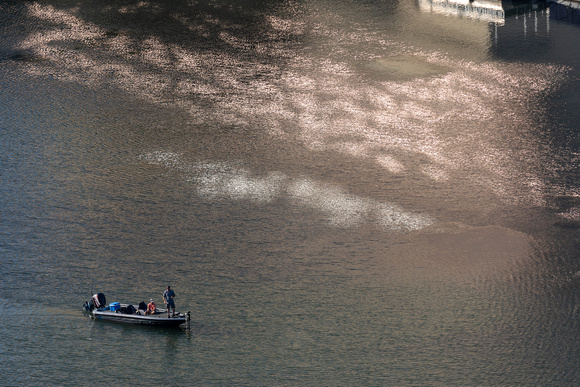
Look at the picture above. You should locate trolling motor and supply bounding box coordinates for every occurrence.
[83,301,91,312]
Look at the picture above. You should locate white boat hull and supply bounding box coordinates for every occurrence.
[89,303,189,327]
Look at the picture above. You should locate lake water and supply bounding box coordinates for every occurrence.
[1,0,580,384]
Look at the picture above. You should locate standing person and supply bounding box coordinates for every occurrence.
[163,286,176,317]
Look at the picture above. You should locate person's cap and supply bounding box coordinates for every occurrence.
[150,299,154,302]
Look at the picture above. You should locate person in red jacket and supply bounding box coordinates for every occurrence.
[146,299,157,315]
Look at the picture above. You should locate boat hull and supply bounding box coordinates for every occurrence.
[89,304,189,327]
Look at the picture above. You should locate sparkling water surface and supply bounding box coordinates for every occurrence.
[1,0,580,384]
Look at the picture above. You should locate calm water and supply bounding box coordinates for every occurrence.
[1,0,580,384]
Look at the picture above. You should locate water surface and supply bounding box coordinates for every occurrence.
[1,0,580,384]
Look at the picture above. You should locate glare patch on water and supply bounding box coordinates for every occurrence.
[267,15,307,35]
[286,178,432,230]
[116,1,162,15]
[194,163,287,203]
[141,37,173,67]
[421,165,449,181]
[287,178,373,227]
[558,207,580,221]
[376,155,405,174]
[140,151,433,232]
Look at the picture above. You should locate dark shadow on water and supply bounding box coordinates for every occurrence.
[31,0,298,49]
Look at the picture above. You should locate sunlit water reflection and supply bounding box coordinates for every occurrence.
[140,151,434,230]
[2,0,580,384]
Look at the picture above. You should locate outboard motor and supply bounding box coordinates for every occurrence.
[92,293,107,309]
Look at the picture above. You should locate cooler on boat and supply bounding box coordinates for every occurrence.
[109,302,120,311]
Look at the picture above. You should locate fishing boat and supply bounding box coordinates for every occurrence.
[83,293,190,328]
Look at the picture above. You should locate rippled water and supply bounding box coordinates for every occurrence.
[1,0,580,384]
